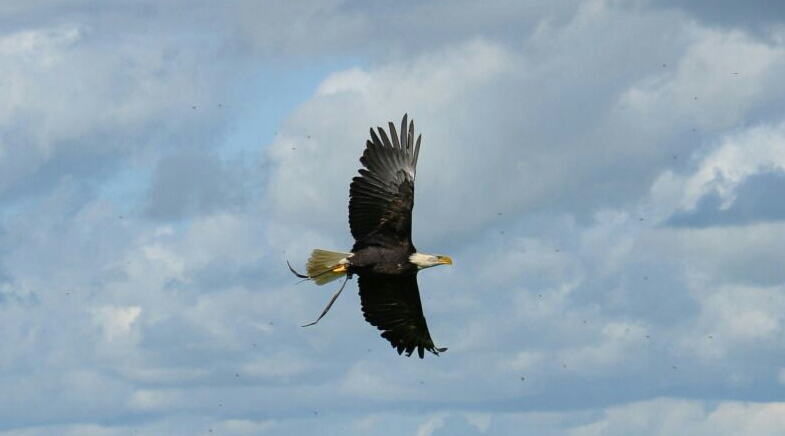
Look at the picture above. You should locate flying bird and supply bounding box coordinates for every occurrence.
[288,114,452,358]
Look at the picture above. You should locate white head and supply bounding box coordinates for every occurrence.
[409,253,453,269]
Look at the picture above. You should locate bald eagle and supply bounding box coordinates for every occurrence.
[288,114,452,358]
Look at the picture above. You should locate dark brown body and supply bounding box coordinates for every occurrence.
[348,244,418,277]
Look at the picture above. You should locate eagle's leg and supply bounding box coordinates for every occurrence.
[286,260,309,279]
[301,274,351,327]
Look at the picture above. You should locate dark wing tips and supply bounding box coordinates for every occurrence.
[405,344,446,358]
[360,114,419,174]
[364,129,395,176]
[405,116,420,174]
[380,326,446,359]
[387,343,446,359]
[368,127,384,152]
[375,126,395,170]
[413,134,421,170]
[376,126,394,150]
[388,121,401,150]
[425,345,447,357]
[400,114,408,151]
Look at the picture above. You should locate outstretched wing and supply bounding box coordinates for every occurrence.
[349,114,421,246]
[358,274,446,358]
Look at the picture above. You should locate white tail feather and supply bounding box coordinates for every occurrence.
[306,249,351,285]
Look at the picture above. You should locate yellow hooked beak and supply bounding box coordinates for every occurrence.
[437,255,453,265]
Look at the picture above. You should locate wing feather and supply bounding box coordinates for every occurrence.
[358,274,446,358]
[413,133,421,169]
[400,114,408,152]
[389,121,401,151]
[349,114,421,245]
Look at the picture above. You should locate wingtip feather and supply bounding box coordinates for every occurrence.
[388,121,400,150]
[400,114,408,149]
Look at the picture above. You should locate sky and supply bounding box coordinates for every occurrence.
[1,0,785,434]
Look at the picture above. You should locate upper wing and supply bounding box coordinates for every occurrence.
[358,274,446,358]
[349,114,421,246]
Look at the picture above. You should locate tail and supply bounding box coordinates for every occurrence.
[301,249,352,286]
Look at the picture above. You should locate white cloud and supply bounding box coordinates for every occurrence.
[241,354,312,379]
[128,388,179,412]
[217,419,276,435]
[316,68,371,96]
[641,222,785,286]
[618,26,785,133]
[0,17,241,201]
[681,122,785,210]
[672,280,785,361]
[500,350,545,372]
[91,305,142,342]
[569,398,785,436]
[416,415,446,436]
[115,366,210,384]
[559,322,650,374]
[337,361,421,401]
[465,413,492,433]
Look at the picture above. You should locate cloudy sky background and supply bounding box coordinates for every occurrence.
[2,0,785,434]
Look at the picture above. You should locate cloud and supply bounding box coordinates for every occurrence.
[0,18,242,205]
[667,170,785,227]
[569,398,785,436]
[91,305,142,342]
[3,399,785,435]
[231,0,585,57]
[653,0,785,31]
[678,122,785,212]
[144,151,248,221]
[649,121,785,254]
